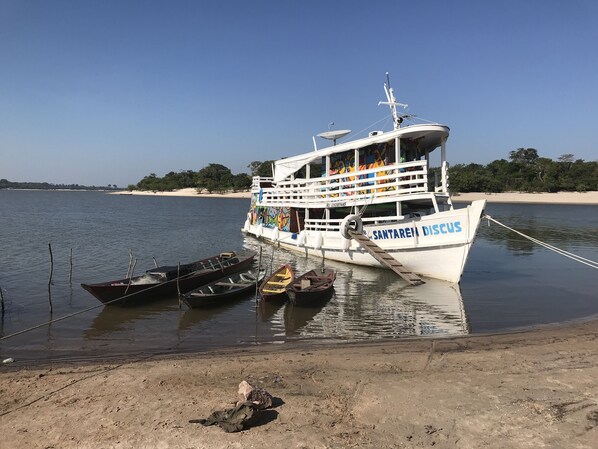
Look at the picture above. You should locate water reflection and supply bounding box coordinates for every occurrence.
[179,298,255,331]
[477,203,598,255]
[257,300,285,322]
[244,237,469,340]
[283,292,334,336]
[85,299,179,338]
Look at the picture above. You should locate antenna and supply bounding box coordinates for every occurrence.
[317,120,350,146]
[317,129,351,145]
[378,72,408,129]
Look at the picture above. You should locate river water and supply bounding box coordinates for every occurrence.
[0,190,596,362]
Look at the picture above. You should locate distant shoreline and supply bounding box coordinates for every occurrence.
[2,188,118,192]
[451,191,598,205]
[111,188,598,205]
[109,187,252,198]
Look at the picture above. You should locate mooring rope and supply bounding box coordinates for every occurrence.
[358,191,377,218]
[483,215,598,270]
[0,297,116,342]
[0,255,247,342]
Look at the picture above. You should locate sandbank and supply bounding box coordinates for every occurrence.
[113,188,598,204]
[2,319,597,448]
[452,191,598,205]
[111,188,251,199]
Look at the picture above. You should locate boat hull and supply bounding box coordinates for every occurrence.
[243,200,486,284]
[183,283,256,308]
[182,268,265,308]
[287,268,336,307]
[259,264,294,302]
[81,252,256,306]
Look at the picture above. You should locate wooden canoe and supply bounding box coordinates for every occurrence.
[81,251,256,306]
[286,268,336,307]
[182,268,266,308]
[259,264,295,302]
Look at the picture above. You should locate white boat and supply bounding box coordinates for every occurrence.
[242,76,486,284]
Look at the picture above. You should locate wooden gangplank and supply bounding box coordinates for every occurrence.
[348,230,424,286]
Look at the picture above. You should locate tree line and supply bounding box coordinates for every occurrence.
[128,149,596,194]
[446,149,597,193]
[0,179,119,191]
[128,161,274,193]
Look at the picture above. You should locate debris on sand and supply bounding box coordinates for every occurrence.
[237,380,273,409]
[189,380,275,432]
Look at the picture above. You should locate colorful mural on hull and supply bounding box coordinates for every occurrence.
[249,197,291,231]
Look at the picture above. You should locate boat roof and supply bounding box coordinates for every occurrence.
[274,124,449,182]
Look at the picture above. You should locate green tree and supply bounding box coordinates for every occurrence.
[509,148,539,166]
[231,173,252,192]
[557,153,575,164]
[137,173,161,191]
[449,163,502,193]
[248,160,274,177]
[196,163,233,193]
[248,161,262,176]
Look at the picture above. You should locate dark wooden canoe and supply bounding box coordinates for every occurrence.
[182,268,266,308]
[286,268,336,307]
[259,264,294,302]
[81,251,256,306]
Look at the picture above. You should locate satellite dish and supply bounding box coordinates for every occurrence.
[317,129,351,145]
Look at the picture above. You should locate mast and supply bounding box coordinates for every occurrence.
[379,72,408,130]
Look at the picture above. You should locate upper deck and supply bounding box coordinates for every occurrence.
[253,123,451,210]
[273,124,449,182]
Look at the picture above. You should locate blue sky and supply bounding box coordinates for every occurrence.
[1,0,597,187]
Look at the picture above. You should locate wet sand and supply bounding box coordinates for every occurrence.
[2,319,597,448]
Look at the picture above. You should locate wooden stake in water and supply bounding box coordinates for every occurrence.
[48,242,54,313]
[69,248,73,284]
[123,258,137,297]
[0,284,5,315]
[255,246,262,301]
[177,262,182,309]
[126,248,133,278]
[270,246,275,274]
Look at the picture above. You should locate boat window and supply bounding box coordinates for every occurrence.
[401,138,425,162]
[329,207,353,220]
[329,150,355,177]
[293,165,307,179]
[401,204,436,216]
[359,204,398,220]
[358,141,394,171]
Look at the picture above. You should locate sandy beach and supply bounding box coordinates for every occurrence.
[2,319,597,448]
[114,188,598,204]
[111,188,252,199]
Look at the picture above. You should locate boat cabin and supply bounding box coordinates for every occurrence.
[249,123,453,235]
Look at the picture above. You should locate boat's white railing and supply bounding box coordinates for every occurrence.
[304,218,343,232]
[304,215,408,232]
[435,161,449,193]
[254,160,428,207]
[251,177,274,190]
